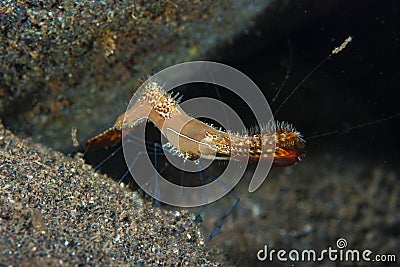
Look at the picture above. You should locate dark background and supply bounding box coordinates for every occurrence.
[209,0,399,166]
[198,1,400,265]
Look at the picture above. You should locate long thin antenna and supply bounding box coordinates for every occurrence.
[306,112,400,140]
[271,38,293,105]
[273,36,353,117]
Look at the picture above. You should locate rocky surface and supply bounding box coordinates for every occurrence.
[0,122,228,266]
[1,0,272,152]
